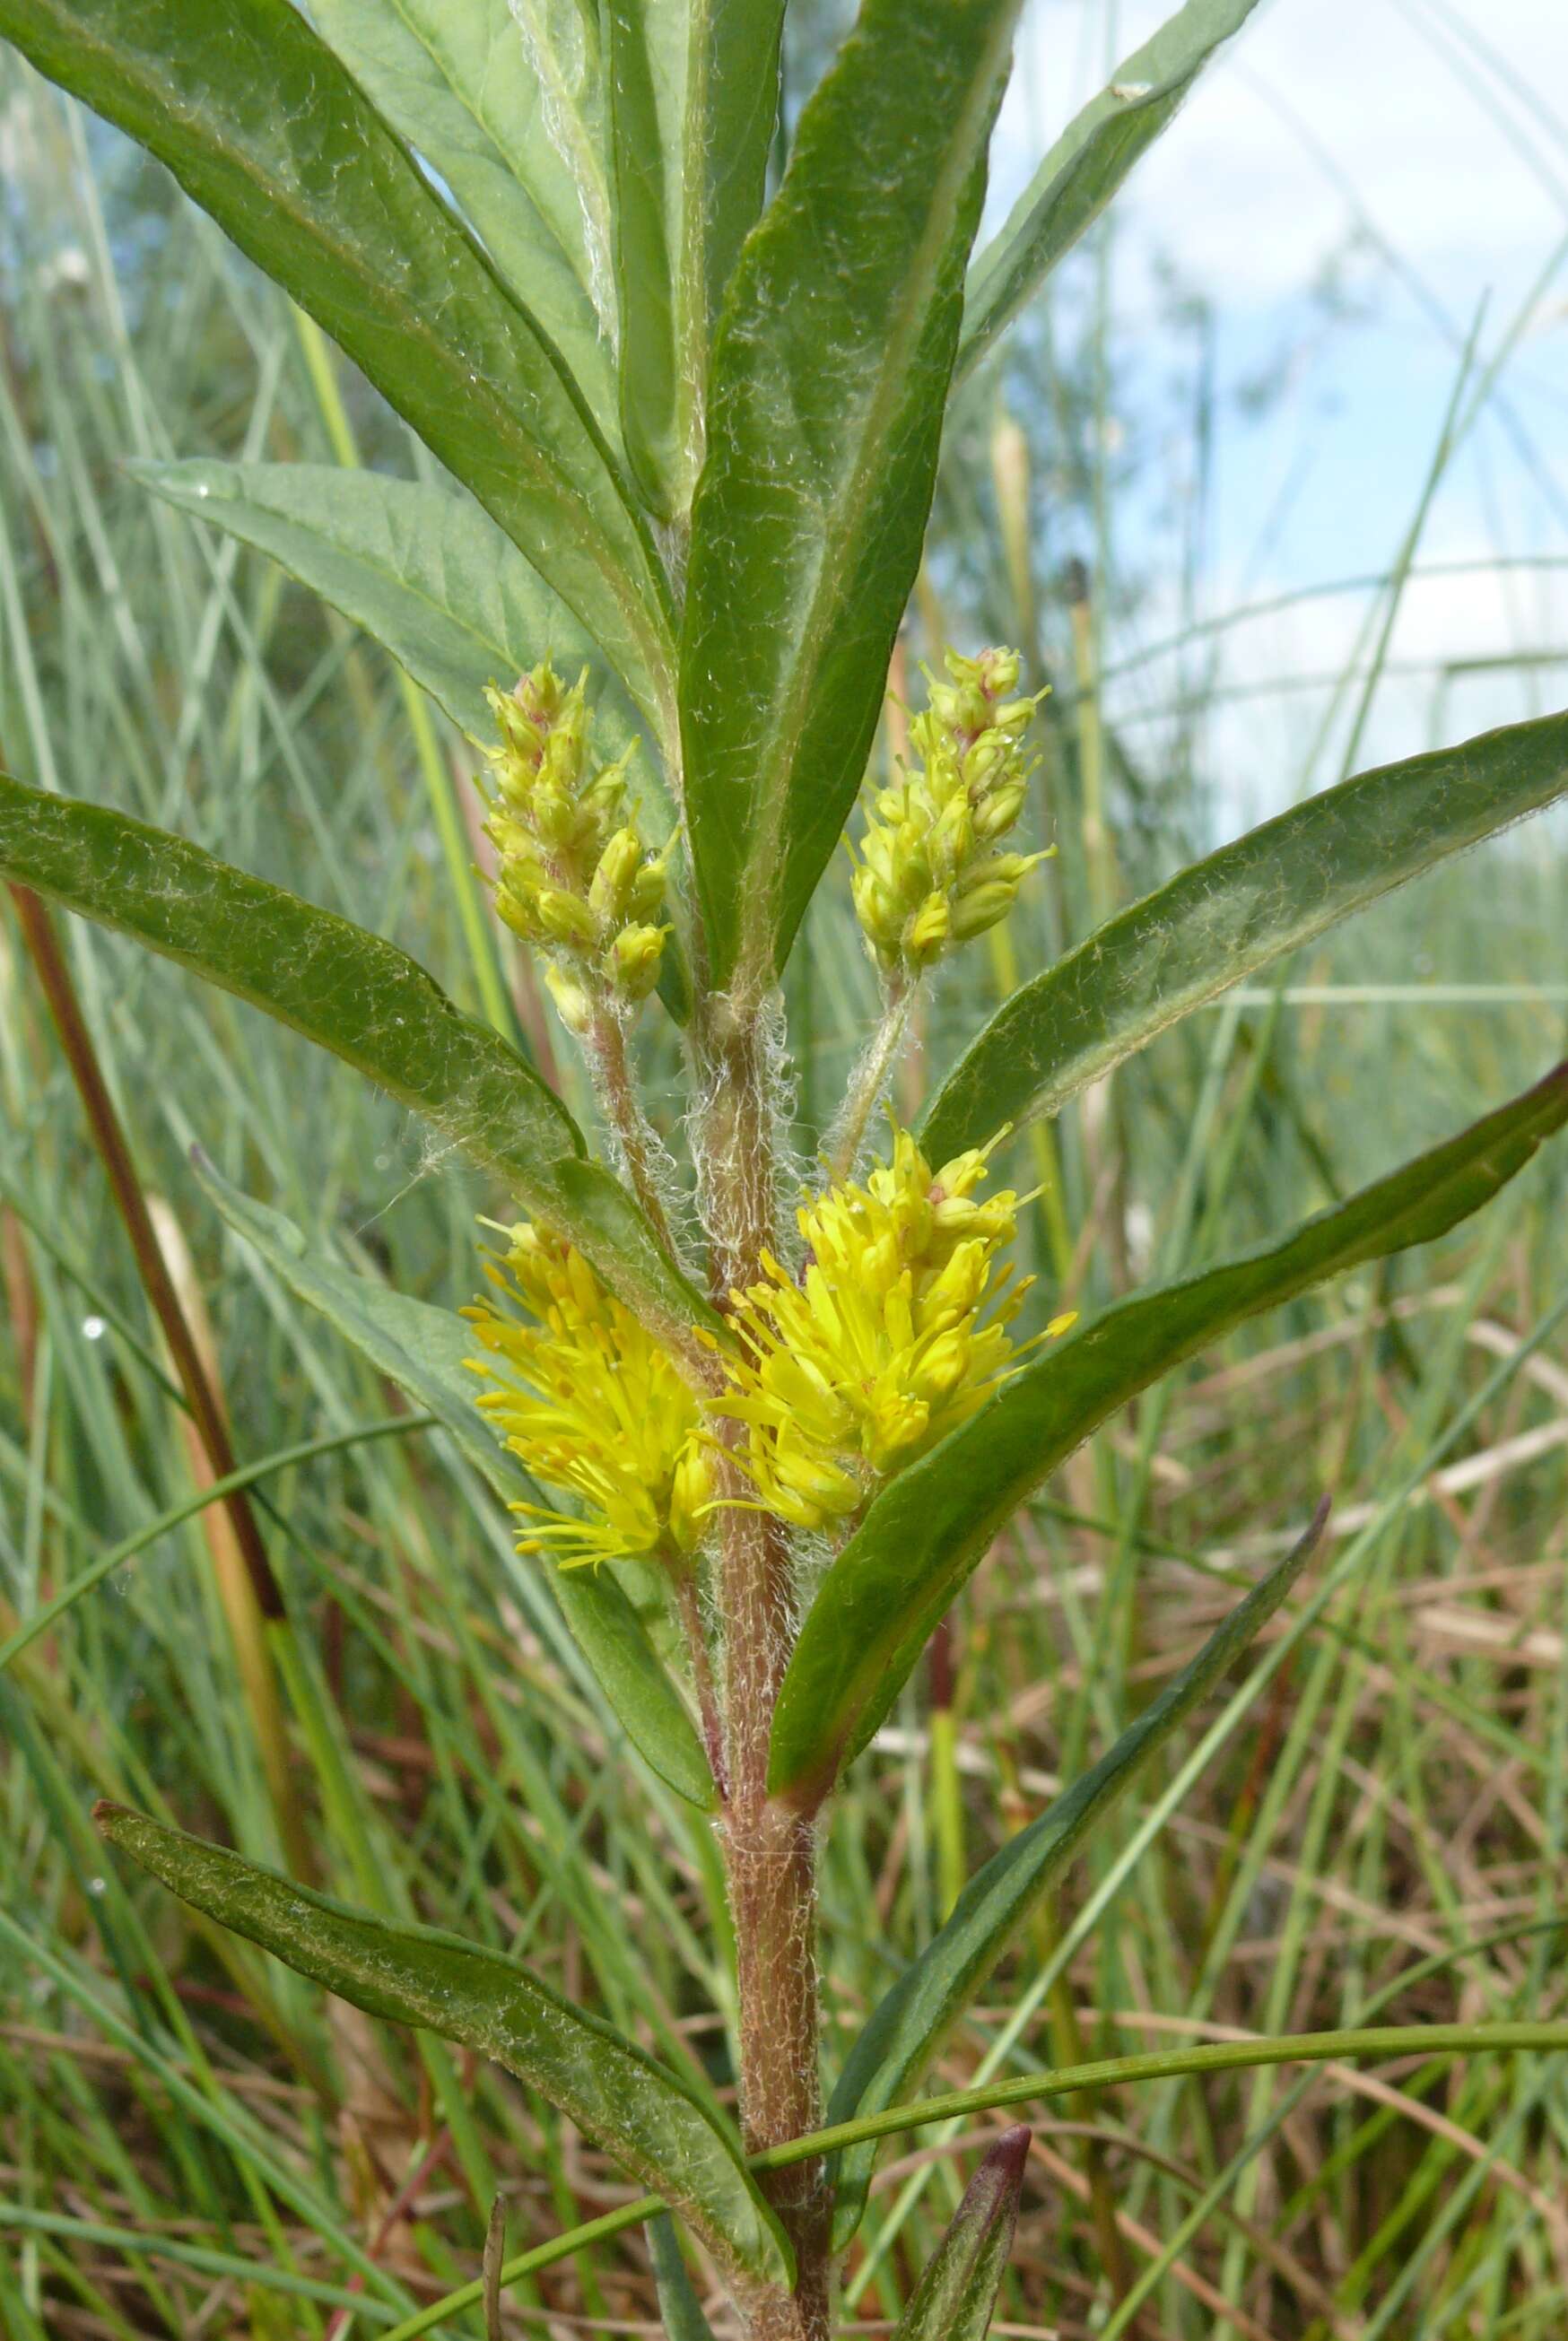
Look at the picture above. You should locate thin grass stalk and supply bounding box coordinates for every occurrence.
[3,879,319,1883]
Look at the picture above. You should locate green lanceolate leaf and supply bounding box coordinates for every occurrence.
[0,0,674,720]
[307,0,619,440]
[95,1806,792,2293]
[826,1507,1327,2246]
[192,1160,715,1810]
[681,0,1022,996]
[0,777,713,1351]
[128,459,686,997]
[888,2127,1031,2341]
[920,709,1568,1166]
[130,463,650,766]
[959,0,1260,379]
[771,1065,1568,1803]
[648,2212,719,2341]
[604,0,786,518]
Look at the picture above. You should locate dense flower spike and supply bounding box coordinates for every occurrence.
[467,1127,1074,1564]
[477,659,671,1018]
[718,1126,1076,1533]
[850,647,1050,978]
[465,1224,711,1569]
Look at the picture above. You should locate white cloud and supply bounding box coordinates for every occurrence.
[988,0,1568,814]
[993,0,1568,315]
[1108,527,1568,822]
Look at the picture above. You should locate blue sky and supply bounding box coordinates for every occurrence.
[989,0,1568,813]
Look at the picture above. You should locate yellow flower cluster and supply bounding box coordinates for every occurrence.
[851,647,1050,978]
[465,1130,1074,1569]
[718,1127,1076,1532]
[464,1223,710,1570]
[478,659,670,1026]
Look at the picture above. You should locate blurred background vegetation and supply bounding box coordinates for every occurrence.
[3,3,1567,2335]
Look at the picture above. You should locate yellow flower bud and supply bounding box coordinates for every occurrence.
[960,729,1011,790]
[928,1144,988,1198]
[668,1437,713,1556]
[960,851,1037,895]
[589,824,645,921]
[544,962,593,1033]
[477,662,667,1023]
[904,890,950,962]
[976,646,1021,697]
[931,1193,1016,1249]
[910,1328,971,1402]
[606,922,667,1001]
[524,781,579,851]
[859,1227,904,1296]
[581,755,632,827]
[493,891,545,945]
[927,675,989,737]
[928,792,973,883]
[864,1388,931,1464]
[533,887,599,949]
[925,1239,989,1316]
[850,866,902,957]
[628,847,669,923]
[849,646,1050,977]
[973,778,1028,840]
[768,1436,865,1528]
[948,878,1018,942]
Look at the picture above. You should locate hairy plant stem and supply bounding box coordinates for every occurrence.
[826,970,915,1183]
[581,996,678,1258]
[694,996,831,2341]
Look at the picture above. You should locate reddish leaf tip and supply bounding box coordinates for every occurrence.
[986,2124,1032,2180]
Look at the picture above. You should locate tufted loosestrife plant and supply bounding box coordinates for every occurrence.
[3,1,1568,2335]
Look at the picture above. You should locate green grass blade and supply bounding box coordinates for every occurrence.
[680,0,1021,995]
[0,774,713,1349]
[0,1415,422,1677]
[307,0,620,441]
[0,0,675,714]
[192,1157,716,1810]
[773,2024,1568,2170]
[826,1505,1328,2247]
[130,461,650,758]
[94,1804,792,2293]
[889,2126,1030,2341]
[770,1063,1568,1802]
[648,2210,719,2340]
[958,0,1261,380]
[919,709,1568,1165]
[604,0,785,518]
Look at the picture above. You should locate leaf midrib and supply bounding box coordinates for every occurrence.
[507,0,616,341]
[731,2,1017,993]
[65,0,671,681]
[676,0,712,495]
[375,0,603,315]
